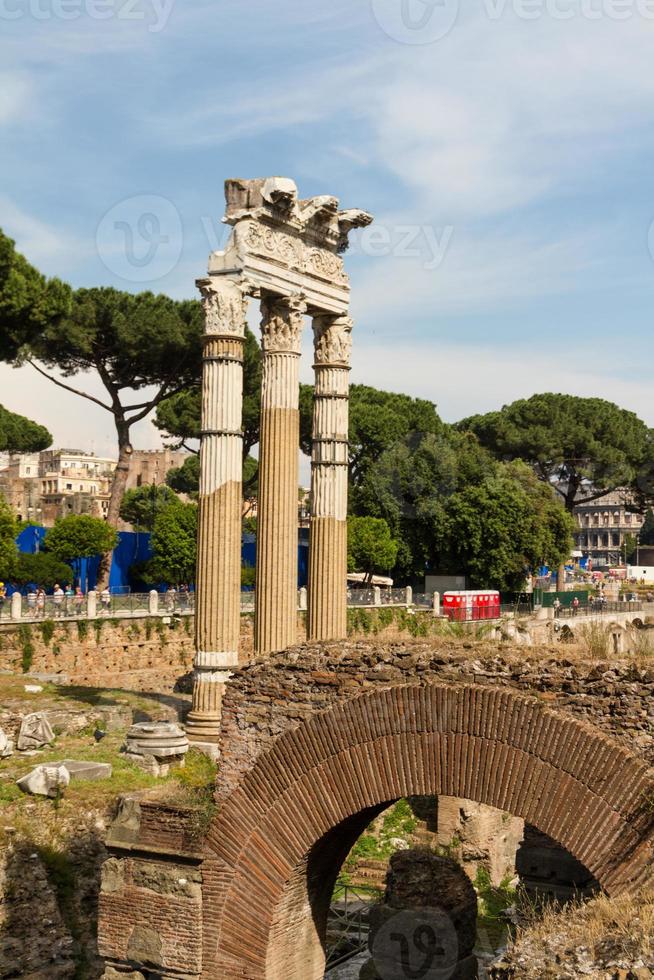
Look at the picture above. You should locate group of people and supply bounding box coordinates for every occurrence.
[165,584,191,612]
[26,584,86,618]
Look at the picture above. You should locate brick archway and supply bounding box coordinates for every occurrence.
[202,683,654,979]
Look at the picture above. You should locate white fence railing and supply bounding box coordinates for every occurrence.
[1,586,424,624]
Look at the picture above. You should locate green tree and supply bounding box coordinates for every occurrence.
[13,552,73,588]
[347,516,399,581]
[299,384,442,489]
[0,496,18,581]
[45,514,118,563]
[119,484,179,531]
[0,229,70,360]
[17,287,202,586]
[640,509,654,547]
[458,394,650,513]
[624,533,638,564]
[148,501,197,584]
[0,404,51,453]
[166,454,201,496]
[353,429,496,579]
[439,465,573,591]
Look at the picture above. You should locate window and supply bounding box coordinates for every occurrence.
[25,467,31,475]
[612,533,620,546]
[66,483,72,490]
[625,513,632,524]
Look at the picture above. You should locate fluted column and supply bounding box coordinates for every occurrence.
[308,315,352,641]
[254,294,305,655]
[186,277,249,746]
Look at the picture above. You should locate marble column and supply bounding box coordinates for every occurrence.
[186,277,248,746]
[307,315,352,641]
[254,294,305,655]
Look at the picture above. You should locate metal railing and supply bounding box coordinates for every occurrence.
[2,588,649,626]
[325,881,380,970]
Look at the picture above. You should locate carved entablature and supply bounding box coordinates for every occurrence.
[313,315,353,367]
[260,295,307,355]
[207,177,373,316]
[197,278,249,338]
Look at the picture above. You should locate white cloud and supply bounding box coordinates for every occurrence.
[0,72,33,126]
[368,15,654,218]
[0,196,88,271]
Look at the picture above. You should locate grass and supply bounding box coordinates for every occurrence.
[578,621,612,658]
[504,888,654,973]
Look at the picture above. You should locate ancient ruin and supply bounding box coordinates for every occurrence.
[185,177,372,747]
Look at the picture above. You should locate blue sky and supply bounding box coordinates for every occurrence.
[1,0,654,457]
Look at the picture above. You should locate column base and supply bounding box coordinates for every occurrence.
[184,738,220,761]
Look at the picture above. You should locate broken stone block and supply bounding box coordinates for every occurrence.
[0,727,13,758]
[16,712,54,751]
[123,721,188,776]
[124,753,172,777]
[17,763,70,798]
[61,760,112,781]
[363,850,478,980]
[124,721,189,759]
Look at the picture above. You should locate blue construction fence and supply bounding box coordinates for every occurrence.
[10,525,309,594]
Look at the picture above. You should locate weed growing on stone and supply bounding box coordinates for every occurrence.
[17,624,34,673]
[39,620,56,646]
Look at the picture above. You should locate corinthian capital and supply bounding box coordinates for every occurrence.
[197,277,250,338]
[313,314,353,367]
[260,294,307,354]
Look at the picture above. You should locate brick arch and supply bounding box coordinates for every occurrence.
[201,683,654,980]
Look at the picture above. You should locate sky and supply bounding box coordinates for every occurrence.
[1,0,654,460]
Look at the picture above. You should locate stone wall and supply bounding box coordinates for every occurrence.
[0,617,196,691]
[98,639,654,979]
[217,639,654,803]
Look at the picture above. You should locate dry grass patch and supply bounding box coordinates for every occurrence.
[502,889,654,976]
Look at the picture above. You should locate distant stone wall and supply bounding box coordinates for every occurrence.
[0,617,196,691]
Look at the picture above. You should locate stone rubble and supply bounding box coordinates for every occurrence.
[17,762,70,797]
[16,711,55,751]
[123,720,189,776]
[0,727,13,757]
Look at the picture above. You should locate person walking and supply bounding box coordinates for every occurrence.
[53,583,64,618]
[100,587,111,614]
[0,583,6,619]
[36,588,46,618]
[571,596,580,617]
[74,586,85,615]
[553,597,561,618]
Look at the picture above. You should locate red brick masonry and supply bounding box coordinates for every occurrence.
[100,642,654,980]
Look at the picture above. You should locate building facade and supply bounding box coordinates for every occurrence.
[0,448,192,526]
[574,489,645,567]
[125,449,188,490]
